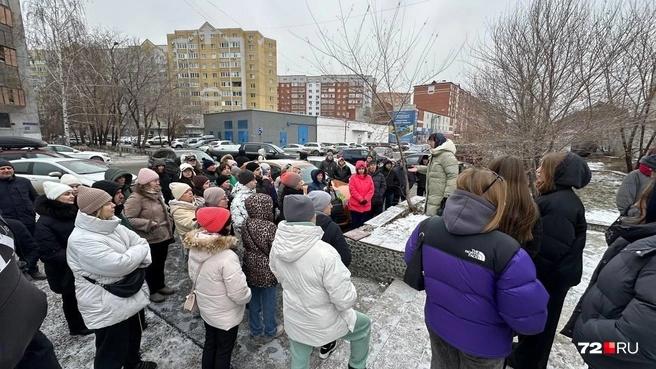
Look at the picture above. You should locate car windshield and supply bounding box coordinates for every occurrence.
[59,160,108,174]
[269,144,284,153]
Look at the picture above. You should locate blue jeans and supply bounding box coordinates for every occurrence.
[248,286,278,336]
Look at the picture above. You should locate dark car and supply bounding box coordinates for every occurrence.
[148,148,215,176]
[239,142,295,160]
[0,136,67,160]
[339,148,371,165]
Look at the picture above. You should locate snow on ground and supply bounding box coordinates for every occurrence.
[362,214,429,252]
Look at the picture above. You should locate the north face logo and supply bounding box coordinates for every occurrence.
[465,249,486,262]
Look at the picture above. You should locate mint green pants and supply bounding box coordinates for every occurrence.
[288,311,371,369]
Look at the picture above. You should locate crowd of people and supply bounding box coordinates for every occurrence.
[0,131,655,369]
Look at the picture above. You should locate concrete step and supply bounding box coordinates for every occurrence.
[319,279,429,369]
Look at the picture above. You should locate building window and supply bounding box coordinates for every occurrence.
[1,87,25,106]
[0,46,17,67]
[237,120,248,130]
[224,120,233,130]
[0,112,8,127]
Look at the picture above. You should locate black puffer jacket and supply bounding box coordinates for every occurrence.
[319,159,338,179]
[333,163,352,183]
[534,153,590,288]
[0,175,37,232]
[567,221,656,369]
[370,169,387,205]
[34,196,77,294]
[307,169,327,193]
[315,212,351,267]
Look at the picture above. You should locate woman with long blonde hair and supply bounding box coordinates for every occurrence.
[510,152,591,369]
[405,167,548,369]
[488,156,541,257]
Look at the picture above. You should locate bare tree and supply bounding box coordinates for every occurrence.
[25,0,87,145]
[595,2,656,172]
[302,0,456,211]
[467,0,626,183]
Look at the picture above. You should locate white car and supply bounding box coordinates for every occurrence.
[303,142,326,155]
[282,144,308,155]
[10,158,109,194]
[47,144,112,163]
[170,138,187,149]
[147,136,169,146]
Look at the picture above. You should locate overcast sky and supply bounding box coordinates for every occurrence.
[84,0,516,86]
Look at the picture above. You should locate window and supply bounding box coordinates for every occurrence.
[224,120,233,129]
[250,83,256,89]
[220,71,230,77]
[237,120,248,129]
[33,163,60,176]
[230,41,240,48]
[0,47,17,67]
[0,112,7,127]
[191,91,200,96]
[11,161,30,174]
[1,87,25,106]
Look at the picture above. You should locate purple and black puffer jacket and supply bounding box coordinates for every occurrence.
[405,189,549,359]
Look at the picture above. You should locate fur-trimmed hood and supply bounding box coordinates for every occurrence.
[184,228,238,253]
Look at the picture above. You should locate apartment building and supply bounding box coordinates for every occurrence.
[278,74,375,120]
[0,0,39,137]
[167,22,277,120]
[413,80,475,136]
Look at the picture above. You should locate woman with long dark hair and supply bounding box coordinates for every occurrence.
[488,156,542,257]
[405,167,548,368]
[510,152,590,369]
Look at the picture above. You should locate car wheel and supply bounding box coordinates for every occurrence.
[90,156,104,162]
[312,150,320,156]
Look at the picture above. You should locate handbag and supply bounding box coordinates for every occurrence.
[183,259,207,313]
[84,268,146,298]
[403,218,430,291]
[605,207,630,246]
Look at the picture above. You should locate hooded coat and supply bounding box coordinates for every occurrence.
[615,160,654,216]
[123,190,174,244]
[152,159,174,203]
[104,168,133,199]
[242,194,278,288]
[269,221,357,346]
[347,161,375,213]
[34,196,77,293]
[370,168,387,205]
[415,139,459,215]
[0,174,37,232]
[185,229,251,330]
[307,169,327,193]
[230,182,256,230]
[169,200,197,239]
[404,190,549,358]
[333,162,352,183]
[534,152,591,288]
[560,221,656,369]
[67,211,152,329]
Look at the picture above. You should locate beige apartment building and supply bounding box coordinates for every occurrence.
[167,22,277,121]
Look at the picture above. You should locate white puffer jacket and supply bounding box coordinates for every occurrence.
[270,221,357,346]
[67,211,151,329]
[230,183,255,230]
[169,199,197,239]
[185,229,251,330]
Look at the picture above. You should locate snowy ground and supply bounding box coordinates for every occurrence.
[32,161,618,368]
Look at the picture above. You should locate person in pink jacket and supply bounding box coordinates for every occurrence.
[348,160,375,229]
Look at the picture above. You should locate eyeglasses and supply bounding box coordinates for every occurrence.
[482,172,504,194]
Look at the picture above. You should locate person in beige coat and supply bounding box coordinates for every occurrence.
[185,207,251,369]
[124,168,175,303]
[168,182,198,241]
[414,133,459,216]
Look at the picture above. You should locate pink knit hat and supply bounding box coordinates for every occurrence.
[137,168,159,185]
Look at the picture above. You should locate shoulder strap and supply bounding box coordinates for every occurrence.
[191,259,208,291]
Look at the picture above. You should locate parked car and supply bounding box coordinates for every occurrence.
[147,136,169,146]
[148,148,215,176]
[10,158,108,194]
[303,142,326,156]
[46,144,112,163]
[338,148,371,165]
[184,137,208,149]
[239,142,295,161]
[320,143,338,153]
[207,140,241,158]
[373,146,394,161]
[170,137,188,149]
[0,136,67,160]
[282,144,308,156]
[333,142,349,151]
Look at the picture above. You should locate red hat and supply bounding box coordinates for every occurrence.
[196,207,231,233]
[281,171,302,188]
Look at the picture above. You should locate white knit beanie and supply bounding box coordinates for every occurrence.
[43,181,72,200]
[170,182,191,201]
[59,174,81,186]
